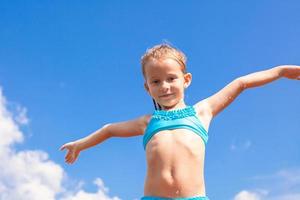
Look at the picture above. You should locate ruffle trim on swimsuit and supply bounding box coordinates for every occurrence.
[152,106,196,120]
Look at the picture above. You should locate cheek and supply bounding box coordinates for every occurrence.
[174,80,185,89]
[147,85,157,95]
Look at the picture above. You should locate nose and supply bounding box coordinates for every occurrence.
[160,81,170,92]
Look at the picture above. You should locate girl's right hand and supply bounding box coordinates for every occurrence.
[60,141,81,164]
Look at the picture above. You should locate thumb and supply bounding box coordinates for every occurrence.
[59,144,67,151]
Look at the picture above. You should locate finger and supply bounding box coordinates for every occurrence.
[65,158,69,164]
[66,160,72,165]
[65,153,73,161]
[60,145,66,151]
[68,154,78,164]
[66,156,73,164]
[69,157,75,164]
[66,152,76,163]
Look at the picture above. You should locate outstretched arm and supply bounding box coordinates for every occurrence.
[198,65,300,119]
[60,115,150,164]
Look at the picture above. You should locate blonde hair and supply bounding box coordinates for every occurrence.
[141,43,187,78]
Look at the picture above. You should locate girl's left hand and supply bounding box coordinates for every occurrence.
[279,65,300,80]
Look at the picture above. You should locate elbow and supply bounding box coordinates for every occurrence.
[102,123,112,138]
[235,77,247,91]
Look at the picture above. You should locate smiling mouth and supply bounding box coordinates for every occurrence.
[159,94,173,98]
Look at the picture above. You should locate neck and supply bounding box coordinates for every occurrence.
[161,101,187,111]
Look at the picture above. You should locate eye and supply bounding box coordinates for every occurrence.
[151,80,160,84]
[167,77,176,82]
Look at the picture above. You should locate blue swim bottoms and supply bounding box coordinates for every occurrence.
[141,195,209,200]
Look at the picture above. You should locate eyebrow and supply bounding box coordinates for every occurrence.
[149,73,178,79]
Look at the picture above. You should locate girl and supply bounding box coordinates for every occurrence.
[60,44,300,200]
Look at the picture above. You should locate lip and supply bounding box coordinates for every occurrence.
[159,93,173,98]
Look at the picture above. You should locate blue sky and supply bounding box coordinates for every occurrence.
[0,1,299,200]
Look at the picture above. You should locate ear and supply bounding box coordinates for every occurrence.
[183,73,192,89]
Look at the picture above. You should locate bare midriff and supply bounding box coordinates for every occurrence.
[144,129,206,198]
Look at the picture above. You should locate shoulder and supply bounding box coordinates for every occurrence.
[193,99,213,131]
[193,99,212,116]
[136,114,152,135]
[128,114,152,130]
[107,114,152,137]
[140,114,152,126]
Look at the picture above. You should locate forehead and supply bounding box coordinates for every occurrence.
[144,58,183,78]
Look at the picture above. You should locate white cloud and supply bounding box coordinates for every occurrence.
[14,104,29,125]
[276,168,300,185]
[234,192,300,200]
[60,178,121,200]
[266,193,300,200]
[0,87,122,200]
[233,190,263,200]
[0,90,23,148]
[230,139,252,151]
[233,168,300,200]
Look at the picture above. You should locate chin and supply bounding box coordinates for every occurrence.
[160,102,179,109]
[157,97,182,107]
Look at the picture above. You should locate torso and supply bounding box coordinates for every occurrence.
[143,103,212,198]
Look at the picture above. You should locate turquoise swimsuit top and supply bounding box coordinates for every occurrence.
[143,105,209,150]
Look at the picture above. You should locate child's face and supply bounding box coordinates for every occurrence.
[144,58,192,109]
